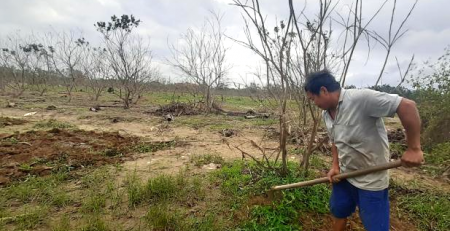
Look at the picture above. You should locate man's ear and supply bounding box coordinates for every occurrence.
[320,86,329,96]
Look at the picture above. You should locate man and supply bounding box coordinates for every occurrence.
[303,70,423,231]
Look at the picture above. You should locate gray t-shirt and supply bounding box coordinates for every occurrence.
[323,89,402,191]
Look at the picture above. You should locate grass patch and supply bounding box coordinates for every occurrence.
[144,204,184,230]
[125,172,179,207]
[80,215,111,231]
[133,140,177,153]
[51,215,71,231]
[190,153,225,167]
[422,142,450,176]
[33,119,76,130]
[2,206,48,230]
[0,116,27,128]
[392,183,450,231]
[213,160,331,229]
[2,173,68,204]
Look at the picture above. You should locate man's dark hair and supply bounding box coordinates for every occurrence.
[303,70,341,95]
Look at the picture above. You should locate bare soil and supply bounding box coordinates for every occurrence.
[0,128,138,185]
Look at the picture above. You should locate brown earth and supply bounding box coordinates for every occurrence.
[0,128,139,185]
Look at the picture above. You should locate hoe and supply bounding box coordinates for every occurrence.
[268,160,402,200]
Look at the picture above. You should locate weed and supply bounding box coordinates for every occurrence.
[18,163,33,171]
[33,119,76,129]
[50,189,72,207]
[144,204,184,230]
[145,174,178,202]
[80,215,111,231]
[134,140,177,153]
[190,153,225,167]
[101,148,122,157]
[214,160,331,229]
[397,192,450,231]
[125,172,145,207]
[3,136,19,144]
[51,215,71,231]
[2,173,67,203]
[81,194,107,214]
[14,206,48,230]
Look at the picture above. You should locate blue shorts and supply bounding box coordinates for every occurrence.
[330,180,389,231]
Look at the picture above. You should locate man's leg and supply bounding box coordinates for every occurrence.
[358,188,390,231]
[330,180,357,231]
[332,217,347,231]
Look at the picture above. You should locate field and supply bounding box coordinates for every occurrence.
[0,89,449,231]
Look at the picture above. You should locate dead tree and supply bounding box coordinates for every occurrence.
[168,12,229,112]
[232,0,418,175]
[0,34,33,97]
[26,40,54,96]
[80,46,110,101]
[49,30,86,102]
[96,14,157,109]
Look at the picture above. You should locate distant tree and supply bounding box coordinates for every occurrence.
[48,30,87,102]
[410,47,450,146]
[96,14,158,109]
[0,34,33,97]
[369,84,414,99]
[344,85,357,89]
[168,12,229,112]
[80,46,110,101]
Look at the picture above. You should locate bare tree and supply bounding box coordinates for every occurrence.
[232,0,417,175]
[80,46,110,101]
[96,14,157,109]
[0,33,33,97]
[370,0,418,86]
[48,30,87,102]
[168,12,229,112]
[26,40,55,96]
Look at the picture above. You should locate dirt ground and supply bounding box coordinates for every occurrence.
[0,93,449,230]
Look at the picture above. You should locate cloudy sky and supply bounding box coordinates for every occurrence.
[1,0,448,87]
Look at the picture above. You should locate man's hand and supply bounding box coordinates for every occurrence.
[401,148,424,167]
[327,166,340,183]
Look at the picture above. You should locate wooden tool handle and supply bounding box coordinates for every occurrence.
[271,160,402,191]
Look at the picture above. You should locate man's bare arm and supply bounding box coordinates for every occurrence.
[396,98,424,167]
[327,143,340,182]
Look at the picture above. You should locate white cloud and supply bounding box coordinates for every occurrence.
[0,0,449,87]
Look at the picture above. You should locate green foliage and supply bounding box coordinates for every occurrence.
[370,84,415,99]
[214,160,331,229]
[33,119,76,130]
[410,47,450,146]
[422,142,450,176]
[18,163,33,171]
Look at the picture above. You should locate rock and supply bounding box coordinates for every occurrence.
[202,163,222,170]
[222,129,235,137]
[164,114,174,122]
[23,112,37,117]
[6,102,16,108]
[0,176,10,185]
[46,105,57,110]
